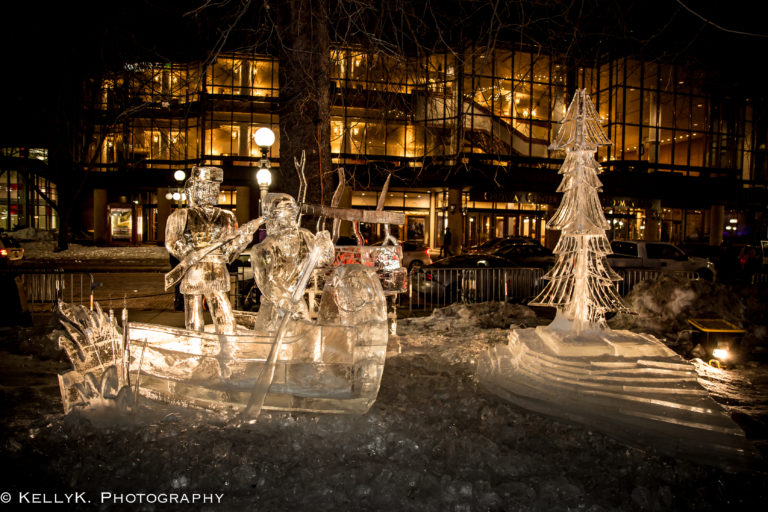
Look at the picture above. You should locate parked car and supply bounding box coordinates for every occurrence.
[492,243,554,269]
[465,236,542,254]
[608,240,716,280]
[412,253,533,302]
[0,234,24,264]
[372,240,432,271]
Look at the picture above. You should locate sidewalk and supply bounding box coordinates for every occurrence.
[31,309,189,329]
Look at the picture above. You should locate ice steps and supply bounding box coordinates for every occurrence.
[478,327,761,470]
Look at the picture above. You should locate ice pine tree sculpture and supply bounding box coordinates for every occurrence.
[530,89,629,333]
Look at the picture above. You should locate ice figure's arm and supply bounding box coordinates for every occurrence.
[165,210,191,259]
[222,217,265,263]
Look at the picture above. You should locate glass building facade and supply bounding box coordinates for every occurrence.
[69,45,765,247]
[0,147,57,231]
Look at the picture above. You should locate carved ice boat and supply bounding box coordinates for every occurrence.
[128,306,388,415]
[57,255,402,416]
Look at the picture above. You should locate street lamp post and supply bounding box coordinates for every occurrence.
[253,127,275,215]
[166,170,186,209]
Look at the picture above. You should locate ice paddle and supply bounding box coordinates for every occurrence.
[241,240,324,418]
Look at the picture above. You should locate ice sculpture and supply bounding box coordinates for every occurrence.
[165,166,262,333]
[56,163,403,417]
[529,89,629,334]
[478,90,759,470]
[56,302,133,413]
[250,193,335,332]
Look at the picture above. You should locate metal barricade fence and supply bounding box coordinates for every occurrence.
[2,268,96,309]
[614,269,699,296]
[405,267,545,312]
[228,264,703,315]
[404,267,700,313]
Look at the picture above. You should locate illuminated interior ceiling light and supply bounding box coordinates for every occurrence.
[729,218,738,224]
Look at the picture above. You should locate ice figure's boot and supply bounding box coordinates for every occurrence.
[184,295,219,380]
[184,294,205,332]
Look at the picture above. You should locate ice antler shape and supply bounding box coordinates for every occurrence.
[529,89,629,333]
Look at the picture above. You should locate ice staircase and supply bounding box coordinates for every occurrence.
[478,325,762,471]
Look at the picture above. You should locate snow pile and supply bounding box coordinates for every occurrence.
[6,227,56,241]
[21,242,169,264]
[401,302,542,366]
[608,275,768,359]
[408,301,539,330]
[0,320,66,361]
[611,275,745,334]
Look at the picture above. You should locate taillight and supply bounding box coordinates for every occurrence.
[0,249,7,256]
[425,249,430,256]
[425,271,433,281]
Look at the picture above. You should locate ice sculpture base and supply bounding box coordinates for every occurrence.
[478,324,761,470]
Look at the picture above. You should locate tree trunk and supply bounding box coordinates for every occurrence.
[276,0,333,206]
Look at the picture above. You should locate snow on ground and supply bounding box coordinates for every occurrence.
[1,302,767,511]
[20,240,169,265]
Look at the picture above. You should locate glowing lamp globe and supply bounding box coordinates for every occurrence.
[253,127,275,148]
[256,167,272,187]
[172,192,181,201]
[173,170,186,182]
